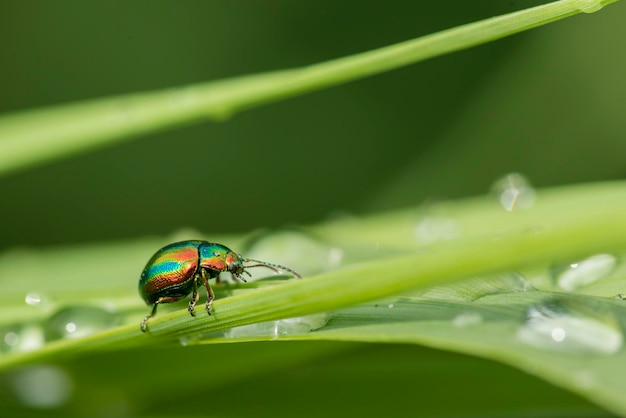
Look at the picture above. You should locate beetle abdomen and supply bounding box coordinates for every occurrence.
[138,241,202,304]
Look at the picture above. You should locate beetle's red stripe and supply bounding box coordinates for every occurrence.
[153,245,198,264]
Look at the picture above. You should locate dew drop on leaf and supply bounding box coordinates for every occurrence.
[414,216,459,245]
[551,254,618,291]
[24,293,43,306]
[490,173,536,212]
[0,325,45,354]
[452,312,483,328]
[224,313,329,339]
[516,300,623,355]
[43,306,120,342]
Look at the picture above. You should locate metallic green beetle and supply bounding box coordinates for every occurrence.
[138,240,301,332]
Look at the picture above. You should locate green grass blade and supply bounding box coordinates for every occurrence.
[0,0,619,176]
[1,182,625,369]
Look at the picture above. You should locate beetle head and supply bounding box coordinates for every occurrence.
[225,252,248,281]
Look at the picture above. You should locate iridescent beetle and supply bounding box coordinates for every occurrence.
[138,240,301,332]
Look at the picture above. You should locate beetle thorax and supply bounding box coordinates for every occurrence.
[197,242,243,274]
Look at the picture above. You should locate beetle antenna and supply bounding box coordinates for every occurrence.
[243,263,281,274]
[243,259,302,279]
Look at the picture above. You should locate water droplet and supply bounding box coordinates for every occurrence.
[328,247,344,268]
[491,173,536,212]
[1,325,25,353]
[551,327,566,342]
[552,254,617,291]
[176,334,203,346]
[387,303,395,309]
[243,229,341,276]
[452,312,484,328]
[4,331,19,347]
[21,326,46,352]
[574,0,604,13]
[11,365,73,408]
[44,306,120,341]
[225,313,329,339]
[25,293,43,306]
[517,300,623,355]
[1,325,45,353]
[414,216,459,245]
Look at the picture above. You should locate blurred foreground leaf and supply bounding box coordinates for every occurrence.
[0,0,620,176]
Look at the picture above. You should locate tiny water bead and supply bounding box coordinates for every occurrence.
[44,306,119,341]
[328,247,344,267]
[225,313,329,339]
[4,330,19,347]
[1,325,45,354]
[491,173,536,212]
[551,254,618,291]
[25,292,43,306]
[452,311,484,328]
[516,301,623,355]
[179,336,193,346]
[1,326,25,354]
[10,365,73,408]
[414,216,459,245]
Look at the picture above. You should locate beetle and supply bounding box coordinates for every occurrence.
[138,240,301,332]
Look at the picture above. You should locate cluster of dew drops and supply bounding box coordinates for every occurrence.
[414,172,624,372]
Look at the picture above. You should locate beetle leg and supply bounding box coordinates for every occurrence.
[141,302,159,333]
[188,273,200,317]
[141,296,179,333]
[201,268,215,314]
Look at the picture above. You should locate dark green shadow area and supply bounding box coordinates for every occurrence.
[0,341,610,418]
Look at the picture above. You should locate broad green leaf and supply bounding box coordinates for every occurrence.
[1,182,626,415]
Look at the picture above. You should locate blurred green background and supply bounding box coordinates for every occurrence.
[1,2,626,416]
[2,0,624,249]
